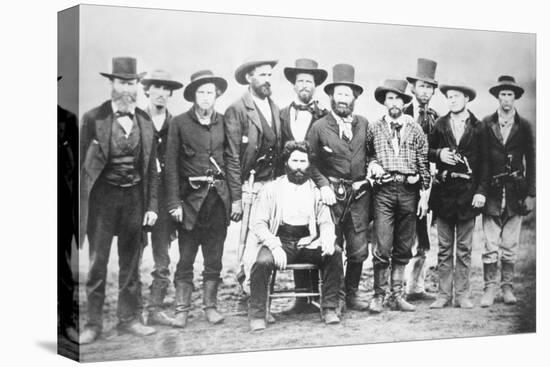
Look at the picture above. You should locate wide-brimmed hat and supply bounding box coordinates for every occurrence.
[489,75,524,99]
[284,58,328,86]
[183,70,228,102]
[100,56,146,80]
[374,79,412,105]
[234,58,278,85]
[141,69,183,90]
[439,82,477,101]
[406,58,438,86]
[323,64,363,96]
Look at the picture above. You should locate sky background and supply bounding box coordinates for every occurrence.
[58,4,536,125]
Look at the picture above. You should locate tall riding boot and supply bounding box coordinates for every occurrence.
[345,262,369,311]
[147,285,176,326]
[480,262,499,307]
[369,263,389,314]
[173,281,193,328]
[389,264,415,312]
[501,261,517,304]
[203,280,225,324]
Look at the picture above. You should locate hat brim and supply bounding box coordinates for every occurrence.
[284,67,328,86]
[439,84,477,101]
[141,78,184,90]
[324,82,364,97]
[489,84,524,99]
[235,60,278,85]
[183,76,228,102]
[406,76,438,87]
[374,87,413,105]
[100,72,146,81]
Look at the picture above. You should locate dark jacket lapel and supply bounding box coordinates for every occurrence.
[95,101,113,159]
[458,111,477,148]
[242,92,263,133]
[505,112,521,146]
[441,114,458,149]
[487,111,504,145]
[136,109,153,174]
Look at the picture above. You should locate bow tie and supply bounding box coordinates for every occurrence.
[115,111,134,119]
[390,121,403,132]
[291,101,314,113]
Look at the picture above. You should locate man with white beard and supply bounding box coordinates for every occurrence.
[79,57,159,344]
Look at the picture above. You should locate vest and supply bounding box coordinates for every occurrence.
[103,118,142,187]
[255,105,279,181]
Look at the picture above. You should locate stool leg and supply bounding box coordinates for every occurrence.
[266,269,277,324]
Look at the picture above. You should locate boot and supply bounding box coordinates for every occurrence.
[148,286,176,326]
[323,308,340,325]
[203,280,225,324]
[369,295,384,314]
[173,281,193,328]
[282,270,318,315]
[345,262,369,311]
[389,265,415,312]
[370,263,389,314]
[118,320,156,337]
[480,262,498,308]
[501,261,517,304]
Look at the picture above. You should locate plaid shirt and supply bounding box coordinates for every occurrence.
[367,115,431,190]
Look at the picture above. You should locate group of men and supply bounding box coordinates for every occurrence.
[62,54,535,343]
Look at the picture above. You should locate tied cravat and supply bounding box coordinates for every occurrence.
[341,116,353,142]
[115,110,134,119]
[390,121,403,145]
[115,111,134,138]
[290,101,314,112]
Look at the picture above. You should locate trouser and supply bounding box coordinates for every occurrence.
[58,181,76,329]
[372,181,417,296]
[149,179,175,307]
[482,212,522,265]
[436,217,475,300]
[174,189,227,285]
[86,180,144,331]
[405,211,433,294]
[248,225,344,319]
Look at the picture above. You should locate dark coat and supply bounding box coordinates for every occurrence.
[164,108,232,231]
[404,103,439,135]
[146,108,173,173]
[224,92,282,202]
[79,101,159,245]
[481,111,536,216]
[428,110,489,220]
[279,101,328,145]
[306,112,371,232]
[58,105,78,237]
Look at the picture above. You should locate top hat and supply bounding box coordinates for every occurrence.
[439,81,477,101]
[323,64,363,96]
[100,57,146,80]
[234,58,278,85]
[406,58,438,86]
[489,75,525,99]
[374,79,413,105]
[141,69,183,90]
[183,70,228,102]
[284,58,328,86]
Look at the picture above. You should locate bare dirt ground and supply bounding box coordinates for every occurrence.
[62,215,536,362]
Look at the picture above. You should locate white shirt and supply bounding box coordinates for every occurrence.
[251,92,273,127]
[151,112,166,132]
[290,100,313,142]
[498,109,516,143]
[111,101,136,138]
[450,114,467,143]
[331,111,353,141]
[280,176,312,226]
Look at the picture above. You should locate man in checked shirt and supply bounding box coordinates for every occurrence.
[366,79,430,314]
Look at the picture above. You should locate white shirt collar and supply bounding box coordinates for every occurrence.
[111,101,136,116]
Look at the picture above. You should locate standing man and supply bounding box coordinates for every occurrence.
[306,64,371,311]
[141,70,184,326]
[58,76,79,343]
[279,58,328,315]
[164,70,232,328]
[366,79,430,314]
[404,58,440,302]
[480,76,535,307]
[428,82,489,309]
[224,58,282,300]
[79,57,159,344]
[247,141,344,331]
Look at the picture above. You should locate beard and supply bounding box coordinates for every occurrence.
[297,88,313,104]
[251,81,272,98]
[388,106,402,119]
[416,94,431,106]
[112,89,137,112]
[331,98,355,118]
[285,164,311,185]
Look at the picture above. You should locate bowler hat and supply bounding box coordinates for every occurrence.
[284,58,328,86]
[439,82,477,101]
[100,56,146,80]
[406,58,438,86]
[141,69,183,90]
[183,70,228,102]
[489,75,524,99]
[374,79,412,105]
[323,64,363,96]
[235,58,278,85]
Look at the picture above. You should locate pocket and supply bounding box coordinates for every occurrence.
[181,143,196,157]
